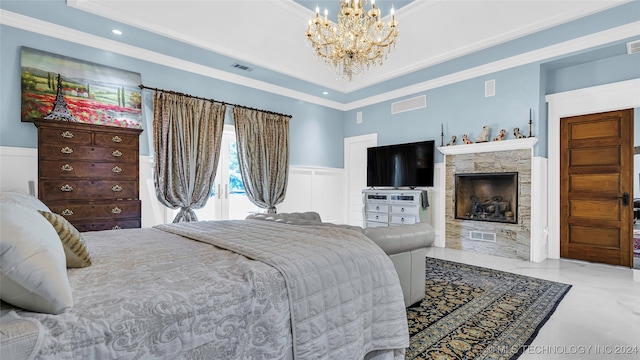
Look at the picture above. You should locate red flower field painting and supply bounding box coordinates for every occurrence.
[20,47,142,129]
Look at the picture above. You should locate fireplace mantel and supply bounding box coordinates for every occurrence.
[438,138,538,155]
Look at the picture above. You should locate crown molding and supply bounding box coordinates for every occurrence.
[343,20,640,110]
[2,9,638,112]
[0,9,347,111]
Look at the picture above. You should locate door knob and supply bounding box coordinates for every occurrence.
[616,192,629,206]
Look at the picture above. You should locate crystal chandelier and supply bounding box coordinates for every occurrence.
[305,0,399,82]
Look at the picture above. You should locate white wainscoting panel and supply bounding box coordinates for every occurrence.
[278,166,344,224]
[0,147,37,194]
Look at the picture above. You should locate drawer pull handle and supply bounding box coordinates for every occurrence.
[61,209,74,216]
[375,205,379,210]
[60,184,74,192]
[60,131,74,139]
[112,185,123,192]
[112,225,122,230]
[61,146,73,154]
[401,208,405,212]
[112,136,123,143]
[375,215,379,219]
[111,165,123,173]
[401,217,405,222]
[111,207,122,214]
[61,164,74,171]
[112,150,123,157]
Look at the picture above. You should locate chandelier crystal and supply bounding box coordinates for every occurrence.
[305,0,399,82]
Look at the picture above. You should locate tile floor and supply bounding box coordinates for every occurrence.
[425,247,640,359]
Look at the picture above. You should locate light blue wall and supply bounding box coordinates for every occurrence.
[344,64,542,162]
[0,25,345,167]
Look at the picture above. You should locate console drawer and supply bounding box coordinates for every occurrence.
[390,214,417,225]
[389,205,419,215]
[366,212,388,222]
[366,203,389,213]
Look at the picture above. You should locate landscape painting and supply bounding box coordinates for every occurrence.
[20,47,142,129]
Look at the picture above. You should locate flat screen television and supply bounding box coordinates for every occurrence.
[367,140,435,188]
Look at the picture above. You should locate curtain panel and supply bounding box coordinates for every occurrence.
[232,108,289,213]
[153,91,225,222]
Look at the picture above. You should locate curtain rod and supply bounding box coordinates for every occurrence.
[138,84,292,118]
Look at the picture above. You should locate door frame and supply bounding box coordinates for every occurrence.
[343,133,377,227]
[546,78,640,260]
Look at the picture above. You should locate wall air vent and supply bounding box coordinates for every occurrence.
[627,40,640,55]
[469,231,497,242]
[231,63,253,71]
[485,79,496,97]
[391,95,426,114]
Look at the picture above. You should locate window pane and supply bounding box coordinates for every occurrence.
[228,140,245,194]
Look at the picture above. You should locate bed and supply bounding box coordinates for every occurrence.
[0,193,409,360]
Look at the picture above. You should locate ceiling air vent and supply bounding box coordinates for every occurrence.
[627,40,640,55]
[231,63,253,72]
[391,95,426,114]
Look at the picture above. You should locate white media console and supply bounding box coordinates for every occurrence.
[362,189,432,228]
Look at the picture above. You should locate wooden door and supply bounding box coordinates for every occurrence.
[560,109,634,267]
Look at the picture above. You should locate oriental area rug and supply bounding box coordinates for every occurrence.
[406,258,572,360]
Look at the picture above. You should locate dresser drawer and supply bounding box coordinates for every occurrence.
[74,219,141,232]
[390,214,417,225]
[94,132,139,148]
[40,127,92,145]
[366,203,389,213]
[366,212,388,222]
[41,180,138,201]
[40,144,138,162]
[390,193,420,205]
[48,200,141,221]
[40,160,138,179]
[389,205,419,215]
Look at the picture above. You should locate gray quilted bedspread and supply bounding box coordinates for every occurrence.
[156,219,409,359]
[1,227,293,359]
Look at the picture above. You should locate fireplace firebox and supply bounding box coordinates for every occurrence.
[454,172,518,223]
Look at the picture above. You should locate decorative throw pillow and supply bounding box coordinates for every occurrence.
[0,191,50,212]
[0,203,73,314]
[38,211,92,268]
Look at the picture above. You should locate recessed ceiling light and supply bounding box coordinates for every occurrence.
[323,91,329,95]
[112,29,122,35]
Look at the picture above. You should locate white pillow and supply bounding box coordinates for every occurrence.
[0,191,50,212]
[0,202,73,314]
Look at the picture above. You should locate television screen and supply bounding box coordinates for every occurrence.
[367,140,435,188]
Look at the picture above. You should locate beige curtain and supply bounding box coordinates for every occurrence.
[232,108,289,213]
[153,91,226,222]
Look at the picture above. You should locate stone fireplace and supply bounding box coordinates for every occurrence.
[440,139,538,261]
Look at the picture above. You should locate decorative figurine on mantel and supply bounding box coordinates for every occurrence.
[476,125,490,142]
[44,74,78,122]
[447,135,457,146]
[493,129,506,141]
[513,127,526,139]
[462,134,473,144]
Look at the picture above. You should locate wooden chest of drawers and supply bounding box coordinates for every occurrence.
[34,120,143,232]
